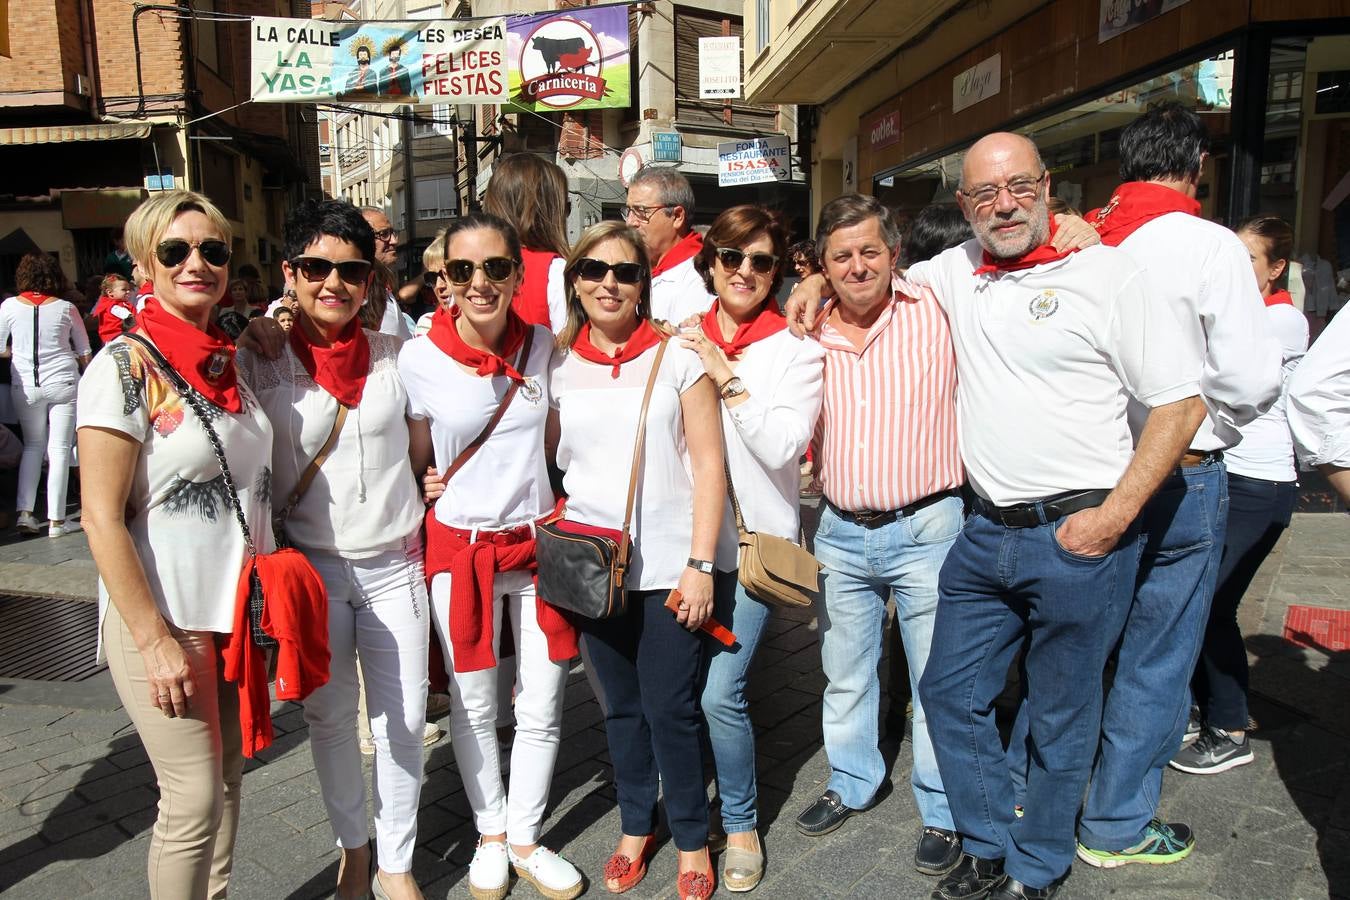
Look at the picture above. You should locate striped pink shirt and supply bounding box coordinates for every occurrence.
[813,289,962,512]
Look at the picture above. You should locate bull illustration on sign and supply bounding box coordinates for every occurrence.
[532,36,596,74]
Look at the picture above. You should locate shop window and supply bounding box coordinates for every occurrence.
[415,105,455,137]
[673,7,776,132]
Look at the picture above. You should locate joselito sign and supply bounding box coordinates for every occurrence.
[868,110,900,151]
[507,7,631,112]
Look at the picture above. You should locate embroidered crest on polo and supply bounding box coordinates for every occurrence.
[1028,290,1060,320]
[521,377,543,403]
[207,350,232,380]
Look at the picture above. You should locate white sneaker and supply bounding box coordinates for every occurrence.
[15,512,40,535]
[508,845,583,900]
[48,519,82,538]
[422,721,444,747]
[468,839,510,900]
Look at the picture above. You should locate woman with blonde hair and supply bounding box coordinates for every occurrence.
[483,152,571,332]
[551,220,725,900]
[77,190,273,898]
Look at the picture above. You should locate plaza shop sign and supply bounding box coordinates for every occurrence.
[717,136,790,187]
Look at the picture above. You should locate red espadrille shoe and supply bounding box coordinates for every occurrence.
[677,848,716,900]
[603,834,656,894]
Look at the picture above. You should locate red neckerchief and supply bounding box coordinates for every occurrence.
[1087,181,1202,247]
[652,231,703,278]
[973,217,1078,276]
[289,316,370,407]
[701,299,786,359]
[18,291,54,306]
[1264,289,1293,308]
[137,297,242,413]
[571,320,663,378]
[426,305,529,383]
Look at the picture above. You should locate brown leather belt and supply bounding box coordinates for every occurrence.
[1179,449,1224,468]
[827,489,960,529]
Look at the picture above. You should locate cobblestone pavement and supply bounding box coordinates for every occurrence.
[1,512,1347,899]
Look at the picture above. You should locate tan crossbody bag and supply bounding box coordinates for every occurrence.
[725,458,821,608]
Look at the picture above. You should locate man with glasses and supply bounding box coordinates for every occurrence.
[359,207,414,341]
[905,132,1204,900]
[622,167,714,323]
[1075,103,1279,867]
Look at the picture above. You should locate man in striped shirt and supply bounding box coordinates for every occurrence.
[793,193,967,881]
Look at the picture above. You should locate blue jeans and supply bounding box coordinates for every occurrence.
[920,509,1139,889]
[814,494,960,825]
[1080,460,1228,851]
[700,570,773,833]
[578,589,709,850]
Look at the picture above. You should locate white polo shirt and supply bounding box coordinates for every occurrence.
[1223,303,1308,482]
[1113,212,1282,450]
[651,257,715,326]
[1289,309,1350,470]
[551,341,708,590]
[398,324,556,530]
[908,241,1201,506]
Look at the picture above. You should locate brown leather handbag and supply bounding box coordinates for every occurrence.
[535,339,668,619]
[726,458,820,608]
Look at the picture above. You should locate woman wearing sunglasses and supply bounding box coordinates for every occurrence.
[235,199,429,900]
[399,213,585,900]
[551,221,725,900]
[76,191,273,898]
[679,206,825,891]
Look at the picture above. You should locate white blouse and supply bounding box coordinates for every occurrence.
[399,324,556,530]
[552,340,707,591]
[1223,303,1308,483]
[714,330,825,568]
[237,330,423,557]
[0,296,90,388]
[77,336,274,650]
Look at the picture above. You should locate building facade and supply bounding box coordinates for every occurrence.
[746,0,1350,328]
[0,0,322,297]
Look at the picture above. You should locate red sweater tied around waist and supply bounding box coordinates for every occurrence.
[424,508,578,673]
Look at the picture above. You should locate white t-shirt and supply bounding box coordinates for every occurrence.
[545,257,568,334]
[651,257,715,326]
[714,329,824,568]
[908,241,1201,506]
[378,291,414,341]
[1114,212,1282,450]
[0,297,90,388]
[237,330,423,557]
[552,340,707,590]
[77,336,274,648]
[399,324,556,529]
[1224,303,1308,482]
[1289,308,1350,469]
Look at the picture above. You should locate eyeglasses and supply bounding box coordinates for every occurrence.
[713,246,779,275]
[571,258,645,284]
[155,238,231,268]
[443,257,517,285]
[291,256,373,285]
[372,228,398,243]
[620,205,669,223]
[958,172,1047,209]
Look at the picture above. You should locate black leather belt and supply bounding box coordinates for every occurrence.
[827,489,960,529]
[975,489,1111,529]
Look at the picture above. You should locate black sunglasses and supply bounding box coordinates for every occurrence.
[155,239,231,268]
[572,258,645,285]
[443,257,517,286]
[713,246,778,275]
[291,255,373,285]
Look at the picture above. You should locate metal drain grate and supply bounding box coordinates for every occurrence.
[0,594,106,681]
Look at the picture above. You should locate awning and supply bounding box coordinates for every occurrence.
[0,122,152,146]
[60,188,149,230]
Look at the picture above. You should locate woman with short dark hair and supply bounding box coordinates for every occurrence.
[0,251,91,535]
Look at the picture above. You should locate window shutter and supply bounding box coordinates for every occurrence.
[673,7,777,131]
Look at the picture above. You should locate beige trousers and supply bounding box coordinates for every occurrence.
[104,603,244,900]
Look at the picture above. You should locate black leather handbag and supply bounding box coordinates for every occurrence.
[536,339,668,619]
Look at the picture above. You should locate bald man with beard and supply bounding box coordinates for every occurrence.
[902,133,1205,900]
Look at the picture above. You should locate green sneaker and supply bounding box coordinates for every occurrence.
[1076,820,1194,868]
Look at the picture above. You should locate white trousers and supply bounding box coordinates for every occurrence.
[431,570,568,845]
[12,379,76,518]
[302,538,430,872]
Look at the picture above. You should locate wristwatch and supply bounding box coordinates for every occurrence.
[718,377,747,400]
[687,557,714,574]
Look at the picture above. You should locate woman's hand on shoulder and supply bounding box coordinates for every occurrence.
[678,330,733,387]
[236,315,287,360]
